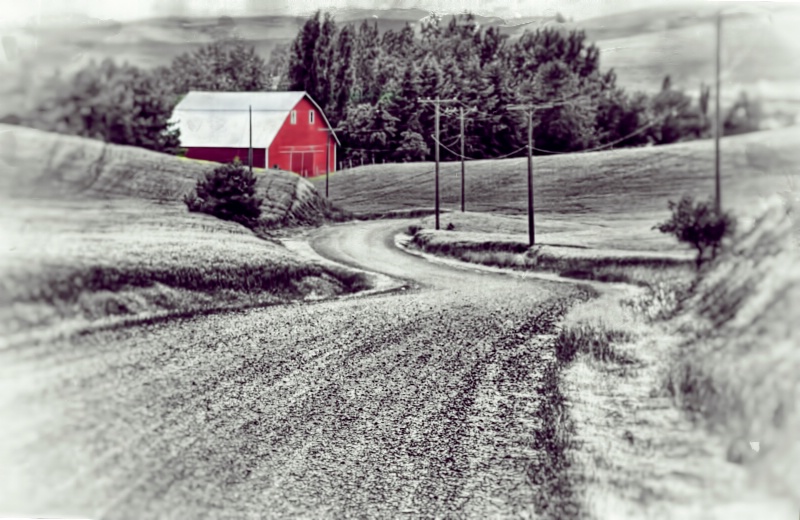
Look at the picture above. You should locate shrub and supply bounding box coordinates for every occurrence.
[654,195,736,269]
[446,222,456,231]
[184,158,262,228]
[407,224,422,236]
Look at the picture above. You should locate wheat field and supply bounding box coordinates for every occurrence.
[0,124,364,343]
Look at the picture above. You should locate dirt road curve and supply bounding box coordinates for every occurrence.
[0,220,578,519]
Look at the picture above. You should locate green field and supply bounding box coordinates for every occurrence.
[0,124,364,343]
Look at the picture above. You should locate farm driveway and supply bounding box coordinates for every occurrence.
[0,220,577,519]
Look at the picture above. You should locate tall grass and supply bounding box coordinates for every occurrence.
[652,197,800,502]
[554,288,644,366]
[525,286,599,519]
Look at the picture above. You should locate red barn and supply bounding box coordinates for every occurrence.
[172,91,339,177]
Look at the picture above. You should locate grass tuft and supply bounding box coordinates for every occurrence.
[555,324,634,365]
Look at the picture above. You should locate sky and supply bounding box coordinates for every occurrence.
[0,0,797,27]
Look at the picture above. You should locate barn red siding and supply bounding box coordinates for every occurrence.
[268,97,336,178]
[185,147,266,169]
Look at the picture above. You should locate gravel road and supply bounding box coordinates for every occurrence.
[0,220,580,519]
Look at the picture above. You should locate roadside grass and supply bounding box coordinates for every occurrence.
[551,196,800,515]
[528,284,647,519]
[354,208,443,221]
[0,125,369,343]
[554,293,641,366]
[660,196,800,502]
[406,197,800,512]
[407,223,695,286]
[524,286,600,519]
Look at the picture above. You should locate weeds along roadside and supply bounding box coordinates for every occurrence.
[522,284,600,520]
[543,196,800,512]
[405,224,694,287]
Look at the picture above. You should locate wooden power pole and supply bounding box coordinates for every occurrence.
[460,106,466,213]
[420,97,458,230]
[714,10,722,213]
[509,96,588,247]
[325,133,330,198]
[508,105,536,246]
[248,105,253,174]
[318,126,343,199]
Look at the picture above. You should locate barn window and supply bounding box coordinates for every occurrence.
[309,110,315,124]
[290,110,297,124]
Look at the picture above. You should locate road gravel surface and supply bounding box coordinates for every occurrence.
[0,220,580,519]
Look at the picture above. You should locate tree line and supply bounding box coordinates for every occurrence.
[7,12,764,160]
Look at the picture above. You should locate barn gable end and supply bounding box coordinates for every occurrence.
[171,91,338,177]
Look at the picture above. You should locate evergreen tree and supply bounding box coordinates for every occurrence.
[387,62,423,140]
[475,61,520,158]
[268,11,718,161]
[311,13,336,108]
[287,11,321,93]
[329,24,356,124]
[479,27,506,66]
[354,20,381,104]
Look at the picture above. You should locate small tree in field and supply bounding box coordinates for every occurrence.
[655,195,736,268]
[184,158,262,228]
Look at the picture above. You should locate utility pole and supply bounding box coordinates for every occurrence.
[509,96,588,246]
[319,127,342,199]
[714,10,722,213]
[420,96,458,230]
[248,105,253,174]
[508,105,536,246]
[458,106,477,213]
[460,106,465,213]
[324,133,330,198]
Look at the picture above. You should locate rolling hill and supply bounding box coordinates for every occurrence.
[317,127,800,251]
[0,124,366,344]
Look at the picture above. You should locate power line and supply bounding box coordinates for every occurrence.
[529,115,665,154]
[434,107,672,159]
[431,137,527,161]
[715,9,722,213]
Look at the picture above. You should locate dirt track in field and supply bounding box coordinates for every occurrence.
[0,220,581,519]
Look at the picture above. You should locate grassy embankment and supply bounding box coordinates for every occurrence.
[405,214,694,286]
[0,124,368,345]
[551,196,800,518]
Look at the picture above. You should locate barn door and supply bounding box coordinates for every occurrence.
[302,153,311,177]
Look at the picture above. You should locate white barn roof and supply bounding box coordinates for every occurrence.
[171,91,339,149]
